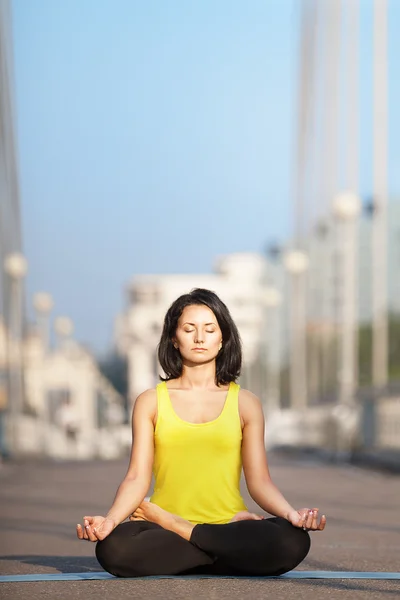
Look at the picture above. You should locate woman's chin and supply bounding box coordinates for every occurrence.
[182,354,217,366]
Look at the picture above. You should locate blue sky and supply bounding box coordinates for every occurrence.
[11,0,400,353]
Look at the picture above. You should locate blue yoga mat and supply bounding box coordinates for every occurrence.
[1,571,400,582]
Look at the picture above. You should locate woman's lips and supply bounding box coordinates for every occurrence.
[192,348,207,351]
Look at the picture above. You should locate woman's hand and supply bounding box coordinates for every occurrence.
[286,508,326,531]
[76,516,116,542]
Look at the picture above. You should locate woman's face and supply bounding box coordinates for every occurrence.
[173,304,223,363]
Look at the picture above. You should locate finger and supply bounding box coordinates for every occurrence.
[311,509,319,529]
[76,524,84,539]
[81,525,89,540]
[81,519,89,540]
[85,524,98,542]
[305,510,314,529]
[317,514,327,531]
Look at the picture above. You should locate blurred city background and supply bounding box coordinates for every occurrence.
[0,0,399,464]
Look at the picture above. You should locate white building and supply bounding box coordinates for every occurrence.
[24,327,126,459]
[0,315,127,459]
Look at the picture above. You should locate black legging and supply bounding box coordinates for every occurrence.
[95,517,310,578]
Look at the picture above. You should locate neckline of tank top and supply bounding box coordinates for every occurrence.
[161,381,236,427]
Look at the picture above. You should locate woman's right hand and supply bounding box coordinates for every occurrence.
[76,516,116,542]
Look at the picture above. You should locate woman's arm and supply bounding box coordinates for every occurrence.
[240,389,295,519]
[240,390,326,531]
[105,389,156,525]
[77,389,156,541]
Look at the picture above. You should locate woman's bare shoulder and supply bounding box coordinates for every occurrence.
[238,388,264,421]
[133,388,158,415]
[135,388,158,401]
[238,387,261,405]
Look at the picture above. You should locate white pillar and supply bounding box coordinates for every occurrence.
[3,253,27,456]
[372,0,388,389]
[284,251,309,410]
[332,192,361,405]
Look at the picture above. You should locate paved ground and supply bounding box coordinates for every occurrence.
[1,452,399,599]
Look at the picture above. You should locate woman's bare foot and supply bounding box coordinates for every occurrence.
[230,511,265,522]
[130,501,194,541]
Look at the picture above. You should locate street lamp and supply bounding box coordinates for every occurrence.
[54,317,74,338]
[3,252,28,456]
[33,292,54,352]
[262,287,282,414]
[283,250,309,410]
[332,191,361,406]
[332,192,361,221]
[54,317,74,347]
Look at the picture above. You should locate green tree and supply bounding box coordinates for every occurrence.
[358,313,400,385]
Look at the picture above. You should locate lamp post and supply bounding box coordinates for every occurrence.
[332,191,361,406]
[54,316,74,348]
[33,293,53,456]
[262,287,282,414]
[283,250,309,410]
[33,292,54,352]
[3,252,28,456]
[372,0,388,390]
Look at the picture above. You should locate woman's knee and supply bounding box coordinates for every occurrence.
[95,533,121,576]
[95,523,137,577]
[274,520,311,574]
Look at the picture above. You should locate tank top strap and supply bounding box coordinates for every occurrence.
[223,381,240,417]
[156,381,174,421]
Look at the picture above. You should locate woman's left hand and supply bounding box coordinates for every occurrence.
[287,508,326,531]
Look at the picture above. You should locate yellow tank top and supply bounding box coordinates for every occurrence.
[150,381,248,524]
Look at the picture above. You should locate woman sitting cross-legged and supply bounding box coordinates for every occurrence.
[77,288,326,577]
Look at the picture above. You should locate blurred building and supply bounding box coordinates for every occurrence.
[18,322,127,459]
[115,253,280,405]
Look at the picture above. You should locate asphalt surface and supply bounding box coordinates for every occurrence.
[1,452,399,599]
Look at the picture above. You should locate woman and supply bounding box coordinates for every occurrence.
[77,288,326,577]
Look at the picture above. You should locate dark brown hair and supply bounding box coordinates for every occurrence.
[158,288,242,385]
